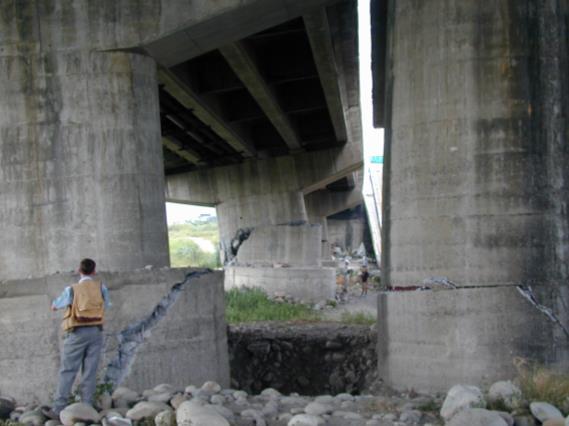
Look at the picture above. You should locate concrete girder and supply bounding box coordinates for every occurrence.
[305,188,363,219]
[304,9,348,143]
[141,0,341,67]
[162,137,203,165]
[305,172,363,218]
[220,42,303,152]
[158,67,257,157]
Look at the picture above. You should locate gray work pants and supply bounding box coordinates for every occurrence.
[53,326,103,412]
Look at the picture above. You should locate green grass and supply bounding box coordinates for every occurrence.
[168,220,221,269]
[225,287,321,323]
[339,311,376,325]
[169,220,219,241]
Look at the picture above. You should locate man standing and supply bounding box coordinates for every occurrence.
[44,259,111,419]
[360,266,370,297]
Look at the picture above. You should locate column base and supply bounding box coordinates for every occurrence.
[377,286,566,393]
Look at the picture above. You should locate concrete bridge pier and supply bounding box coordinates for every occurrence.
[377,0,569,391]
[0,2,235,402]
[0,48,170,281]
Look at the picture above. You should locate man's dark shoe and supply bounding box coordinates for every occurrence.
[41,407,60,421]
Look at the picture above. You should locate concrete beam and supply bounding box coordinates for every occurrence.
[305,172,364,217]
[158,67,257,157]
[220,42,303,152]
[141,0,341,67]
[162,137,203,165]
[306,189,363,218]
[304,9,348,143]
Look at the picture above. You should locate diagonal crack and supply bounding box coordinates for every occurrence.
[516,285,569,340]
[221,227,253,266]
[103,269,211,389]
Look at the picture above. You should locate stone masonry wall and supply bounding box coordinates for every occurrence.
[228,323,376,396]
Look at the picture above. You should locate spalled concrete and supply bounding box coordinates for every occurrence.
[0,268,229,403]
[235,224,323,267]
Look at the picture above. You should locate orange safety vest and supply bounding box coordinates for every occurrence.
[62,280,105,331]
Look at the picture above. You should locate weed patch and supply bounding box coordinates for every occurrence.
[225,288,321,323]
[339,311,376,326]
[516,358,569,409]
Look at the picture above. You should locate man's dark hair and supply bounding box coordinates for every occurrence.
[79,258,96,275]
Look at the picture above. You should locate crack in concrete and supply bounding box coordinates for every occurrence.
[103,269,211,389]
[222,227,253,266]
[516,285,569,340]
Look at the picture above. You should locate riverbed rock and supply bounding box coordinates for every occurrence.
[446,409,508,426]
[170,393,189,409]
[103,414,132,426]
[543,419,565,426]
[19,409,45,426]
[126,401,171,420]
[111,388,139,404]
[155,409,176,426]
[488,381,522,411]
[440,385,486,421]
[59,403,100,426]
[176,400,229,426]
[148,392,173,404]
[288,414,325,426]
[530,402,564,423]
[200,381,222,396]
[304,402,333,416]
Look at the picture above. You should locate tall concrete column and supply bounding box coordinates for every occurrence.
[307,215,331,263]
[379,0,569,390]
[0,42,169,279]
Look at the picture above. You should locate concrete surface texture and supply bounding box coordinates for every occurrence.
[211,161,335,301]
[383,0,569,288]
[235,224,323,267]
[0,268,229,403]
[327,217,366,254]
[0,12,170,280]
[377,287,555,393]
[379,0,569,390]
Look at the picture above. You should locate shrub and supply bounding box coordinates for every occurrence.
[515,357,569,409]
